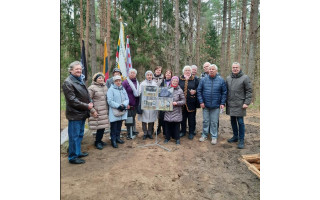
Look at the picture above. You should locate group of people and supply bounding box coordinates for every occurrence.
[62,61,252,164]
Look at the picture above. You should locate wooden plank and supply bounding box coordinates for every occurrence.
[239,158,260,179]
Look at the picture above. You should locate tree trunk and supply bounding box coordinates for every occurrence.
[174,0,180,74]
[113,0,116,19]
[90,0,97,76]
[107,0,111,71]
[80,0,84,49]
[188,0,194,64]
[220,0,227,77]
[239,0,247,71]
[247,0,259,84]
[85,0,90,67]
[100,0,107,72]
[195,0,201,68]
[159,0,162,31]
[234,0,240,62]
[226,0,232,77]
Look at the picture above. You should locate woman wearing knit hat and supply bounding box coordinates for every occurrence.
[88,72,110,150]
[163,76,185,145]
[107,75,129,148]
[138,70,158,140]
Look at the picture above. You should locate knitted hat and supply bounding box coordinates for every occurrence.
[93,73,104,82]
[145,70,154,78]
[171,76,179,82]
[113,75,122,81]
[112,68,122,75]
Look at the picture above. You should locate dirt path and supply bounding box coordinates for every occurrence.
[61,109,260,200]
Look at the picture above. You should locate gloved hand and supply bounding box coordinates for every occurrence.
[117,105,123,111]
[118,105,125,111]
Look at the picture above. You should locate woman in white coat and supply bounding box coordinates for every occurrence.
[138,70,158,140]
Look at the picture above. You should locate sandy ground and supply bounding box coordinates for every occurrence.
[60,108,260,200]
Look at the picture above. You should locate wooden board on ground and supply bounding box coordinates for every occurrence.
[239,153,260,179]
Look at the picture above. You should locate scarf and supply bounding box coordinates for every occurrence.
[70,74,84,85]
[127,78,140,97]
[165,79,171,87]
[184,74,191,80]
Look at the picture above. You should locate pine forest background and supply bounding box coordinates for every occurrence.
[61,0,260,105]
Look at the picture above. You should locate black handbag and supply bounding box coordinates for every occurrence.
[136,96,143,114]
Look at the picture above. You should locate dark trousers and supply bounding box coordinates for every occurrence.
[142,122,154,135]
[181,106,196,135]
[126,108,137,134]
[157,111,165,133]
[230,116,245,140]
[164,121,180,140]
[110,120,123,141]
[95,128,105,145]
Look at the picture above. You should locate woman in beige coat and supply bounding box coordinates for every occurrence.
[88,72,109,150]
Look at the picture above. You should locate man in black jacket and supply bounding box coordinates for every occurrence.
[62,61,93,164]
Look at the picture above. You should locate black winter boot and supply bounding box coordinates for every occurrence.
[228,136,238,143]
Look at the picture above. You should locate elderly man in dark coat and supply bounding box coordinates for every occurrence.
[62,61,92,164]
[226,62,252,149]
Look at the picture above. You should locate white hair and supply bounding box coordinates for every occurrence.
[68,61,82,72]
[232,62,241,68]
[191,65,197,69]
[209,64,218,70]
[182,65,192,74]
[203,62,211,68]
[128,68,137,75]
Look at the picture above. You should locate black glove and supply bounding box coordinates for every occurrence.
[117,105,123,111]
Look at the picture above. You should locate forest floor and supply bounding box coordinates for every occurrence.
[60,108,260,200]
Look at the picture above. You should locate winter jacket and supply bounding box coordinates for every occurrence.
[88,80,109,130]
[62,75,91,120]
[197,74,227,109]
[138,79,158,123]
[164,86,185,122]
[122,78,139,107]
[160,78,171,87]
[153,74,164,87]
[226,71,252,116]
[106,77,114,89]
[107,84,129,122]
[179,75,199,112]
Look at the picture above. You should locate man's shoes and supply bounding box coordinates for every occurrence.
[188,134,194,140]
[111,140,118,148]
[211,138,217,145]
[78,152,89,158]
[238,140,244,149]
[199,136,207,142]
[143,135,147,140]
[176,140,180,145]
[96,143,103,150]
[100,141,107,147]
[180,132,186,137]
[164,139,170,144]
[148,135,153,139]
[116,138,125,144]
[69,158,85,164]
[228,136,238,143]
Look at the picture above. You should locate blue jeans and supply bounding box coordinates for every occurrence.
[230,116,245,140]
[68,120,85,161]
[202,108,220,138]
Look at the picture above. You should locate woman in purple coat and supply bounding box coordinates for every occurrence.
[122,68,140,139]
